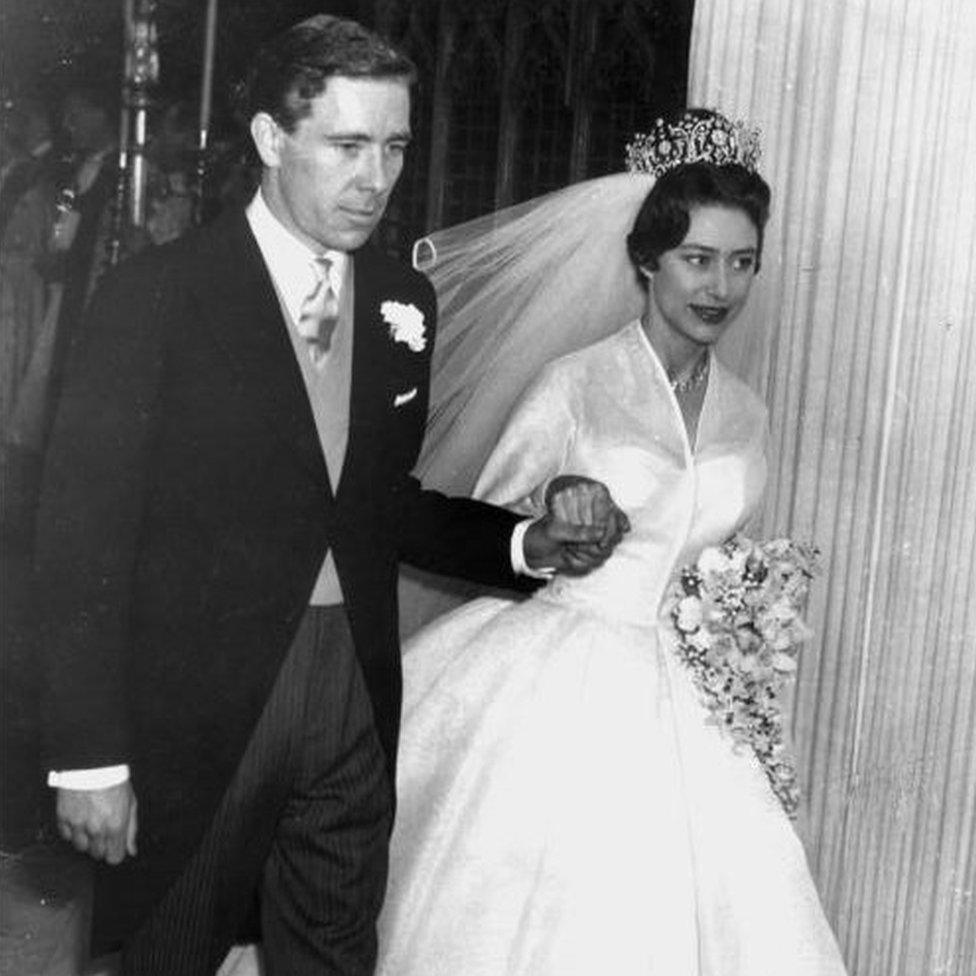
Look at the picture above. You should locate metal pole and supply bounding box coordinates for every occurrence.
[108,102,131,266]
[195,0,219,224]
[107,0,136,264]
[124,0,158,228]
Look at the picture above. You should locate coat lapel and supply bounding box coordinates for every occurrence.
[191,211,331,492]
[339,248,390,501]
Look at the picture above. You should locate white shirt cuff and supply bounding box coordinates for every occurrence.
[48,765,131,790]
[511,519,557,579]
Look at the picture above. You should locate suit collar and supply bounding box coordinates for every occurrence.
[188,219,417,503]
[191,210,331,491]
[341,246,389,500]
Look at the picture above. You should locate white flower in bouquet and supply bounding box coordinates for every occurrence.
[727,547,748,576]
[675,596,704,632]
[697,546,732,576]
[689,628,715,652]
[772,652,798,673]
[767,597,796,624]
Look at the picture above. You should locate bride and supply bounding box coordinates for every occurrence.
[374,109,849,974]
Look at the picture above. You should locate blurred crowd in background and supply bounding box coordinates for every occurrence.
[0,83,256,553]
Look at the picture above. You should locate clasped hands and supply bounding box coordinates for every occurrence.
[523,474,630,576]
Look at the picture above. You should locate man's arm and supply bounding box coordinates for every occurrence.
[392,473,628,588]
[389,477,531,588]
[35,254,169,862]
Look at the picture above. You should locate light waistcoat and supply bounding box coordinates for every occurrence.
[246,190,355,606]
[275,260,354,605]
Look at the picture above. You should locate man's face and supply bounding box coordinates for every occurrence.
[253,76,412,252]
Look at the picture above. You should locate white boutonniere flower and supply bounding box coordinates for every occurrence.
[381,300,426,352]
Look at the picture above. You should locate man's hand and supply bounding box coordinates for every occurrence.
[524,475,630,576]
[56,782,138,865]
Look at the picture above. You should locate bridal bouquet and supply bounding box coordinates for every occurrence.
[666,536,820,818]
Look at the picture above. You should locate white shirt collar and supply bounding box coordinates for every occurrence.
[246,189,347,325]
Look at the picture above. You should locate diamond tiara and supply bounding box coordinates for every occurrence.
[625,110,762,178]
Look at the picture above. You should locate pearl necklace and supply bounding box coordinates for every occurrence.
[670,354,709,394]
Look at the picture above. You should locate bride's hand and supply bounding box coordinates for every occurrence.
[546,476,628,532]
[524,476,630,575]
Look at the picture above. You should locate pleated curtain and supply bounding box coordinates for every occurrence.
[689,2,976,973]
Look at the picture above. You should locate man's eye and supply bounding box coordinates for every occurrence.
[685,254,707,267]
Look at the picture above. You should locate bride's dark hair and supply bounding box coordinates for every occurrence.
[627,161,772,273]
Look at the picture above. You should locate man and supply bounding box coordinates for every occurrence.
[47,84,119,393]
[0,95,55,239]
[36,16,626,974]
[9,83,121,477]
[1,96,56,490]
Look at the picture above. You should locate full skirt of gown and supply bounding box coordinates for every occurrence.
[375,588,847,975]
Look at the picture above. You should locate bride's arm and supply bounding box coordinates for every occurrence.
[473,362,577,516]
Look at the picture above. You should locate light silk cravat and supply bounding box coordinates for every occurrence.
[297,255,340,366]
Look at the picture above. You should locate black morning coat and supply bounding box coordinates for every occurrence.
[34,208,526,946]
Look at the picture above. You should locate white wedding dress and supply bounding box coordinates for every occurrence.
[376,323,847,975]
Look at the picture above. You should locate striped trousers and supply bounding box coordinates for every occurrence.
[121,606,393,975]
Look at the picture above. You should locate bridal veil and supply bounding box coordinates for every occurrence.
[411,171,655,497]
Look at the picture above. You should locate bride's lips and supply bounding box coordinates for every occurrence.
[689,304,730,324]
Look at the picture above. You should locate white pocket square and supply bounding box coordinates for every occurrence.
[393,387,418,408]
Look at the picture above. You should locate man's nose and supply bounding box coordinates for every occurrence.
[357,147,398,195]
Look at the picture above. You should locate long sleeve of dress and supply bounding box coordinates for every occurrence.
[473,362,577,516]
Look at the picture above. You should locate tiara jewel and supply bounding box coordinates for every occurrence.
[625,111,762,178]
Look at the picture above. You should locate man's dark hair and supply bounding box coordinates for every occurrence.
[627,161,772,273]
[240,14,417,133]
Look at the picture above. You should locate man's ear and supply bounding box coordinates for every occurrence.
[250,112,282,168]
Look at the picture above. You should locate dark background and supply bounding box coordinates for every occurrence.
[0,0,692,249]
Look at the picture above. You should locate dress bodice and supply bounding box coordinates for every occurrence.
[475,322,767,625]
